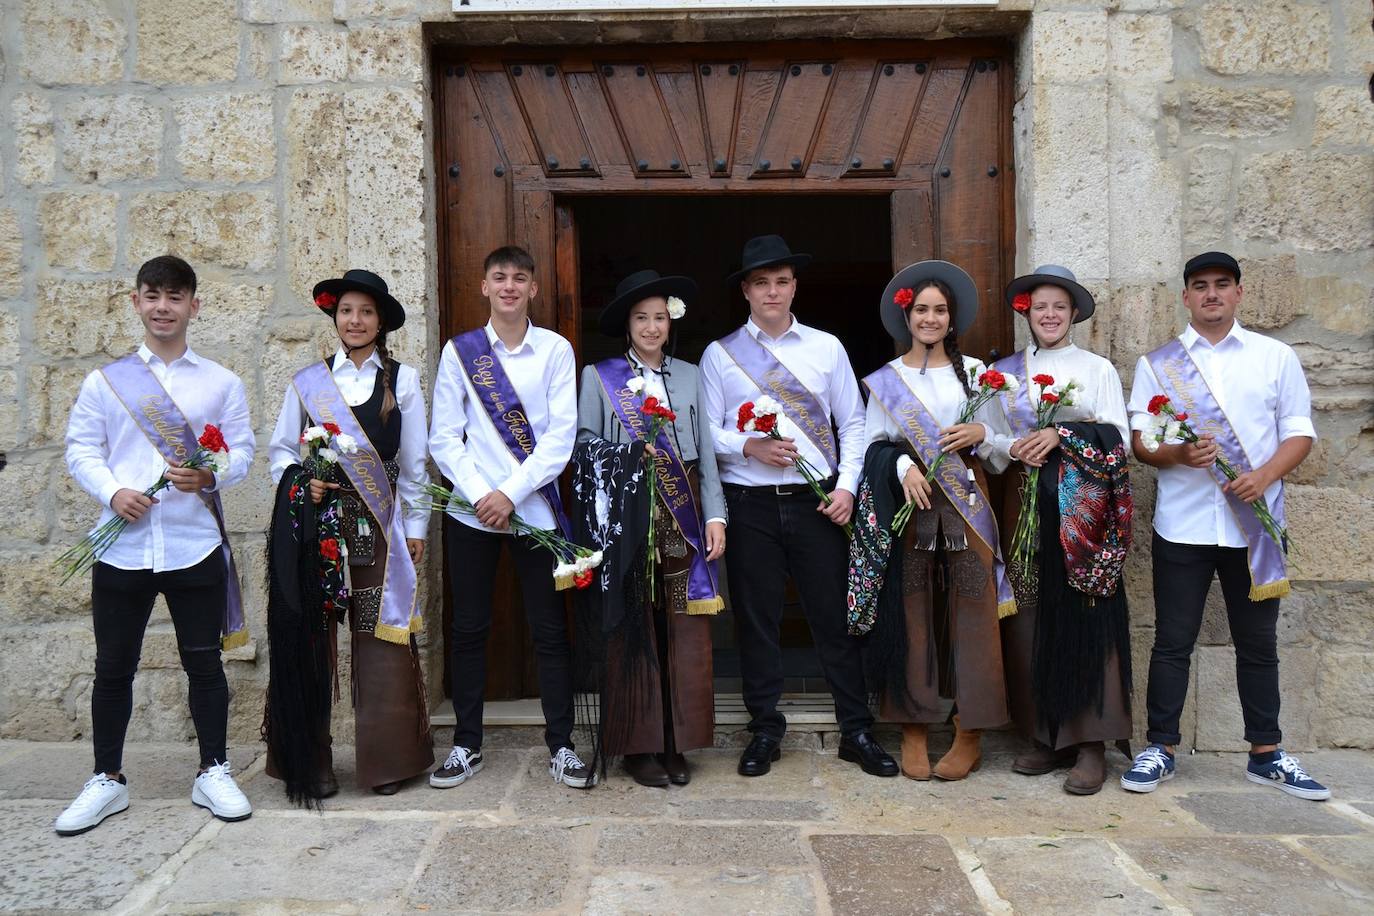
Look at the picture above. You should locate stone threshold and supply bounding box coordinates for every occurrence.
[432,693,840,730]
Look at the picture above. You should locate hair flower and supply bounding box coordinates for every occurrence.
[666,296,687,320]
[314,291,338,310]
[1012,292,1032,313]
[893,287,915,310]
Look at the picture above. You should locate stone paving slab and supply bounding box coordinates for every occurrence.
[0,742,262,801]
[0,801,208,912]
[584,868,816,915]
[811,833,983,915]
[1178,789,1365,835]
[1298,836,1374,900]
[969,836,1171,914]
[1167,748,1374,801]
[595,823,806,868]
[409,823,580,912]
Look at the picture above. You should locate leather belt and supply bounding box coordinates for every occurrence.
[723,476,838,498]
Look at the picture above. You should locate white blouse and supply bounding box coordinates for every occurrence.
[863,355,995,482]
[982,343,1130,474]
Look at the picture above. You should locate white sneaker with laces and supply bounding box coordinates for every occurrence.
[550,746,596,789]
[191,761,253,821]
[55,773,129,836]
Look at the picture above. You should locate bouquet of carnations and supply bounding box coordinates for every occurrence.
[299,422,359,481]
[625,377,677,594]
[1009,374,1081,571]
[56,424,231,584]
[892,365,1018,536]
[414,483,602,590]
[738,395,853,537]
[1141,394,1289,552]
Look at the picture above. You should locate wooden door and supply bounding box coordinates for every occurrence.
[434,39,1015,699]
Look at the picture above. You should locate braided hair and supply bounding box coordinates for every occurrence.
[909,278,974,397]
[373,328,398,424]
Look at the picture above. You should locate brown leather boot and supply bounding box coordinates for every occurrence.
[1012,742,1077,776]
[900,724,931,781]
[1063,741,1107,795]
[933,715,982,781]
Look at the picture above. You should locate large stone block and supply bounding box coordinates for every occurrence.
[0,453,55,544]
[1183,145,1232,252]
[343,87,427,273]
[279,24,348,83]
[59,95,162,183]
[286,89,349,299]
[1085,282,1178,371]
[244,25,273,81]
[190,281,273,417]
[1313,85,1374,147]
[26,363,102,448]
[0,209,21,299]
[0,309,20,365]
[12,93,55,185]
[0,369,21,451]
[136,0,239,85]
[1238,254,1299,329]
[38,193,118,272]
[1340,0,1374,76]
[348,22,424,82]
[127,191,278,271]
[1030,10,1108,83]
[1194,1,1331,75]
[1235,151,1374,252]
[1184,86,1295,137]
[1108,12,1174,82]
[1315,650,1374,746]
[1308,275,1374,336]
[0,544,94,627]
[243,0,334,20]
[1289,583,1374,649]
[1025,83,1110,277]
[1286,484,1374,582]
[1194,644,1318,750]
[1108,86,1181,283]
[20,0,125,85]
[0,624,94,739]
[33,279,138,360]
[174,93,276,183]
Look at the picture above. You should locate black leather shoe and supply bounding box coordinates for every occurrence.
[624,753,670,788]
[372,780,401,796]
[660,752,690,785]
[737,734,782,777]
[838,732,899,777]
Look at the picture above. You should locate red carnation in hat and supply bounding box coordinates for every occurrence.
[1012,292,1032,313]
[893,287,915,310]
[314,291,338,311]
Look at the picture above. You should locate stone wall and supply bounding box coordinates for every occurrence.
[0,0,1370,752]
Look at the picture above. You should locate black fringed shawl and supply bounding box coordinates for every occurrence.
[570,438,655,777]
[1032,422,1134,744]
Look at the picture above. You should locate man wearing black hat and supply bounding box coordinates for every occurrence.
[700,234,898,778]
[1122,251,1329,801]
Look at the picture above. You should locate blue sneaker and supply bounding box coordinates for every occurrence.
[1120,744,1175,793]
[1246,750,1331,800]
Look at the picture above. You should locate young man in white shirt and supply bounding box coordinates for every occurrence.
[57,256,255,835]
[1122,251,1329,800]
[428,246,594,790]
[700,234,898,779]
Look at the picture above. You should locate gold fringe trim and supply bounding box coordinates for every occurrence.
[997,599,1019,620]
[220,628,250,651]
[372,621,414,646]
[1249,579,1291,602]
[685,596,724,616]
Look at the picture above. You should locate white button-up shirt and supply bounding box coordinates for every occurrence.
[428,321,577,533]
[64,344,254,572]
[267,348,431,540]
[1128,321,1316,548]
[700,316,865,495]
[863,356,998,483]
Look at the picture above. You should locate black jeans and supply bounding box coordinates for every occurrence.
[723,484,873,740]
[91,552,229,774]
[445,518,575,755]
[1146,533,1282,747]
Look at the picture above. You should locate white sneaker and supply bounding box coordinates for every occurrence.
[55,773,129,836]
[191,761,253,822]
[550,747,597,789]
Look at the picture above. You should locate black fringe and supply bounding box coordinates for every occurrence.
[853,442,914,714]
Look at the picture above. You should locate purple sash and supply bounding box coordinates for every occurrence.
[293,361,420,645]
[594,358,723,615]
[864,364,1017,616]
[100,354,248,650]
[1147,339,1289,599]
[451,329,572,536]
[992,349,1038,438]
[718,326,838,474]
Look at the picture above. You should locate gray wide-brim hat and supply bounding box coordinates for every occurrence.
[1004,264,1095,322]
[879,260,979,346]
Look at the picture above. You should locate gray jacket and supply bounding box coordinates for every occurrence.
[576,356,727,524]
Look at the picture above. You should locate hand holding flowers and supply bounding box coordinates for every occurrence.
[738,396,853,536]
[1009,374,1081,569]
[300,423,360,505]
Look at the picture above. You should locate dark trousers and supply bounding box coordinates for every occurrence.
[1146,533,1282,747]
[445,518,575,755]
[90,552,229,774]
[723,485,873,740]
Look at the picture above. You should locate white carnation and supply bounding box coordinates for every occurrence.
[666,296,687,320]
[754,394,783,416]
[586,550,603,568]
[625,376,646,394]
[301,425,328,444]
[553,562,578,579]
[1003,373,1021,391]
[317,447,339,466]
[334,433,359,455]
[211,452,231,475]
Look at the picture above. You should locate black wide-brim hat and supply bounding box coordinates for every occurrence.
[879,260,980,346]
[1004,264,1095,323]
[312,269,406,331]
[598,269,697,337]
[726,234,812,286]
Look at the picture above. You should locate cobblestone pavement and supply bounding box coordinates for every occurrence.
[3,739,1373,914]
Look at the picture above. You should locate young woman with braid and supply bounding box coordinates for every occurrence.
[263,269,433,802]
[847,260,1014,783]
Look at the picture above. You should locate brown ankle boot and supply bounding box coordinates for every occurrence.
[1063,741,1107,795]
[900,724,930,781]
[933,715,982,781]
[1012,742,1077,776]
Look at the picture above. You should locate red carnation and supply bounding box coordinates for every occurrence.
[1012,292,1032,313]
[323,422,342,436]
[642,396,660,413]
[319,538,340,561]
[1147,394,1171,415]
[1041,392,1060,404]
[893,287,915,310]
[198,424,228,453]
[573,569,594,590]
[314,291,338,310]
[1032,373,1055,387]
[978,369,1006,390]
[736,402,756,432]
[1175,412,1188,421]
[658,407,677,422]
[754,413,778,435]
